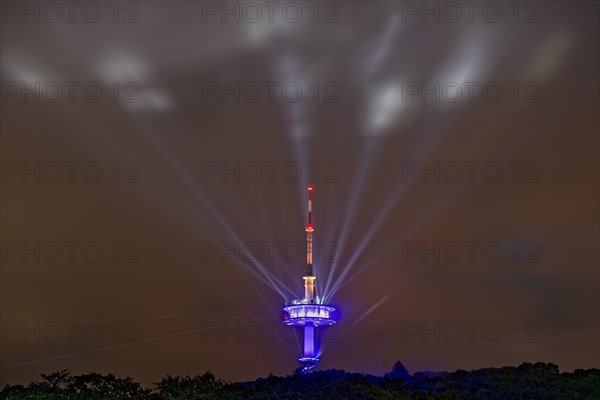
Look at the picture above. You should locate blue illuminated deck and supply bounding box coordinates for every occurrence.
[282,303,337,326]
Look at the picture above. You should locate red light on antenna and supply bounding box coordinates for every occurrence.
[307,186,313,191]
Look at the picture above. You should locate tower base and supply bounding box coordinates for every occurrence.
[298,357,320,373]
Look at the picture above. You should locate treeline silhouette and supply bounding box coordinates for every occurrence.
[1,362,599,399]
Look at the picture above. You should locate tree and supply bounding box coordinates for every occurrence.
[385,361,410,379]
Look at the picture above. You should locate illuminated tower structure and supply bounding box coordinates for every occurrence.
[282,186,338,373]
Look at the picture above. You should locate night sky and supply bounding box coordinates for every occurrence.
[1,0,598,386]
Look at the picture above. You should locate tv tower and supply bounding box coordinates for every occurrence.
[282,186,338,373]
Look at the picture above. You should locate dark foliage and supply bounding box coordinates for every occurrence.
[1,362,598,399]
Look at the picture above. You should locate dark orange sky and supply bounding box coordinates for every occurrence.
[1,0,598,386]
